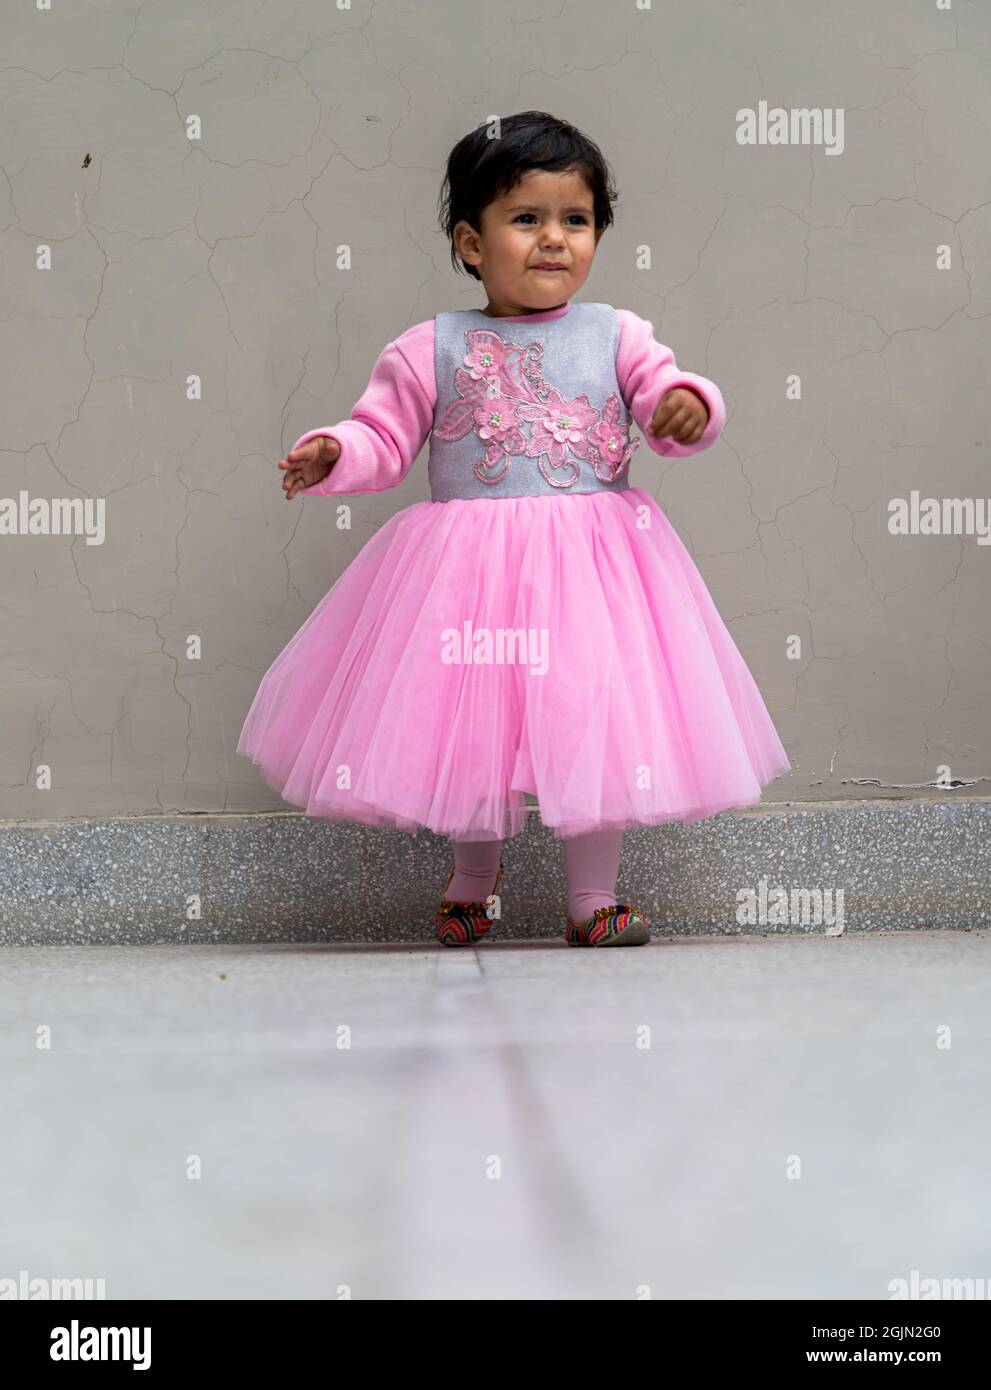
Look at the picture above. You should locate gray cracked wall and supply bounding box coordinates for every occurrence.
[1,0,989,822]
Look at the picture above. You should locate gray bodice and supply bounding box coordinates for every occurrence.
[427,301,640,501]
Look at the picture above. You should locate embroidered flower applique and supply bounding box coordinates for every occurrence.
[433,327,640,487]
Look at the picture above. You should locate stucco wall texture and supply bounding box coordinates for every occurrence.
[1,0,989,823]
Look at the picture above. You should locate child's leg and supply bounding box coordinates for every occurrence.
[564,827,625,923]
[446,836,503,904]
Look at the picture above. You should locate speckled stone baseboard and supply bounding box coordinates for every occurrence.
[2,799,989,945]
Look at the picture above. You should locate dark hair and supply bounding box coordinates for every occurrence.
[437,111,618,282]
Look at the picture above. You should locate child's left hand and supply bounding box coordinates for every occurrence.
[646,387,709,445]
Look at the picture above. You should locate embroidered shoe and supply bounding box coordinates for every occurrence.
[435,860,505,947]
[564,902,651,947]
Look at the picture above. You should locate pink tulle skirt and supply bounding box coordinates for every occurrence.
[236,488,791,841]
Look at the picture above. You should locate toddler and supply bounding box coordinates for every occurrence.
[237,111,790,946]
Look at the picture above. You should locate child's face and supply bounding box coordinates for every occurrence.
[455,169,603,315]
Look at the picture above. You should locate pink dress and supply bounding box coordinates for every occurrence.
[236,299,791,841]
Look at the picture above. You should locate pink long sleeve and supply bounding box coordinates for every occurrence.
[293,322,436,496]
[291,307,725,495]
[615,309,725,458]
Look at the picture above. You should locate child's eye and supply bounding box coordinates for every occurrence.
[513,214,588,225]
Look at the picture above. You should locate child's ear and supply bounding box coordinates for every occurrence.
[453,218,483,271]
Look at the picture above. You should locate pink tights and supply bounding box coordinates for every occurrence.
[447,827,625,924]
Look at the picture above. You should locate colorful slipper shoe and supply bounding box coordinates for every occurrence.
[564,902,651,947]
[435,860,505,947]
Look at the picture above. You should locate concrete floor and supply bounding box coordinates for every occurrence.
[1,929,989,1300]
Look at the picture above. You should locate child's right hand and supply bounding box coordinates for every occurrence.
[278,435,341,499]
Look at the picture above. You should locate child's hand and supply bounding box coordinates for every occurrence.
[646,387,709,446]
[278,435,341,499]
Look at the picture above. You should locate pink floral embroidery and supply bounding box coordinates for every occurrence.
[590,395,640,483]
[433,326,639,487]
